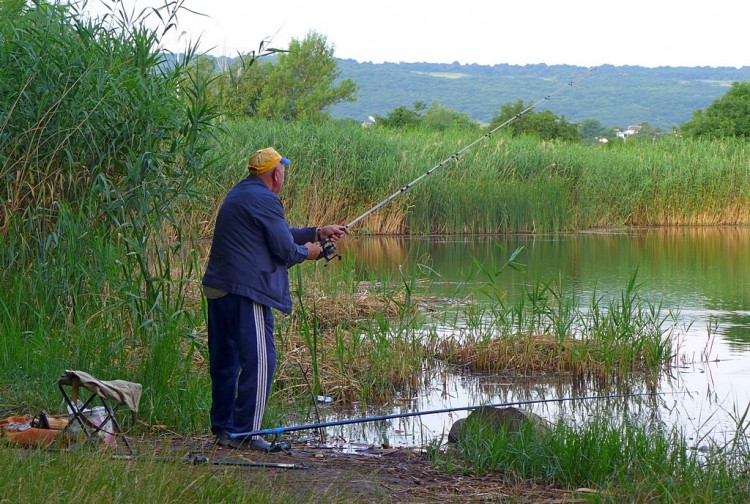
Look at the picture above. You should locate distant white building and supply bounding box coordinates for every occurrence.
[362,115,377,128]
[615,125,641,141]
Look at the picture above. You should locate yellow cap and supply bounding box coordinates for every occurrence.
[247,147,291,175]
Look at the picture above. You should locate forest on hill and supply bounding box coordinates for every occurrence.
[327,60,750,130]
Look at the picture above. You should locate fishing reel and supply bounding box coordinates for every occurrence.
[320,237,341,266]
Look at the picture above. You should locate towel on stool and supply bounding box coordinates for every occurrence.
[58,370,143,421]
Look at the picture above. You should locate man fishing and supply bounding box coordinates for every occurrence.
[202,147,348,451]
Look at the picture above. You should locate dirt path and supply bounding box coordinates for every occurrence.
[136,435,583,503]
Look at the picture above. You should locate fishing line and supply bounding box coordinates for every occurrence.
[345,66,597,230]
[319,66,596,264]
[230,391,656,439]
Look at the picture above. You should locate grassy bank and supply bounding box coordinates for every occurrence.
[433,406,750,503]
[4,401,749,504]
[0,447,287,504]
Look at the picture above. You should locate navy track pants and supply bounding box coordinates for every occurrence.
[207,293,275,437]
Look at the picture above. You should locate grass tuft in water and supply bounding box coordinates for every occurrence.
[434,265,674,387]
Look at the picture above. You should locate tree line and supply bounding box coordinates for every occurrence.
[195,32,750,143]
[329,60,750,130]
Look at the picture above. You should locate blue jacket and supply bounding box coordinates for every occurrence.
[202,176,316,314]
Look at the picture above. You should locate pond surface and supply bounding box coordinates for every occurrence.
[303,227,750,449]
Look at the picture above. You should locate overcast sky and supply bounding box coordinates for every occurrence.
[88,0,749,68]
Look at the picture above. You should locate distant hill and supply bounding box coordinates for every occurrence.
[327,60,750,130]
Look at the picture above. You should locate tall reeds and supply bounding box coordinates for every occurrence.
[214,120,750,235]
[0,0,218,427]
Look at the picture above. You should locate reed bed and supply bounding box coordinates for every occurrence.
[272,263,432,405]
[261,261,675,407]
[212,120,750,235]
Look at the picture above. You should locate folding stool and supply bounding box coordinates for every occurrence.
[50,370,142,455]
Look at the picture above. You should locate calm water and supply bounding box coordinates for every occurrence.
[305,227,750,450]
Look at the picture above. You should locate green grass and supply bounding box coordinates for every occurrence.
[428,250,674,386]
[0,446,290,504]
[430,410,750,503]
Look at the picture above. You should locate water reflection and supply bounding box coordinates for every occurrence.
[306,227,750,449]
[346,227,750,347]
[308,359,748,452]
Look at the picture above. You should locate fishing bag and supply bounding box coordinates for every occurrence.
[0,412,61,448]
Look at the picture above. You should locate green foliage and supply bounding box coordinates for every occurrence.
[376,101,480,131]
[631,122,666,140]
[190,40,283,120]
[376,104,423,128]
[421,102,478,131]
[578,118,605,143]
[182,32,356,121]
[680,82,750,138]
[256,31,358,121]
[216,56,272,118]
[488,100,580,141]
[0,0,218,425]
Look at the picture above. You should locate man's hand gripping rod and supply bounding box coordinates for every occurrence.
[319,67,597,265]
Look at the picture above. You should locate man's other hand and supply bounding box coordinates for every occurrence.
[305,242,323,260]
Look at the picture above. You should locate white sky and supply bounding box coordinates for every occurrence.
[88,0,749,68]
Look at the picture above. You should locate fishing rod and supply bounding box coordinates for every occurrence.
[230,391,657,440]
[113,454,308,470]
[319,66,597,264]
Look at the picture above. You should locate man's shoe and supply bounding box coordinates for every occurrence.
[215,433,290,452]
[214,431,235,448]
[245,437,273,452]
[234,436,291,453]
[267,439,292,453]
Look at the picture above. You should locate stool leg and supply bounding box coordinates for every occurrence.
[99,398,134,455]
[50,385,93,449]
